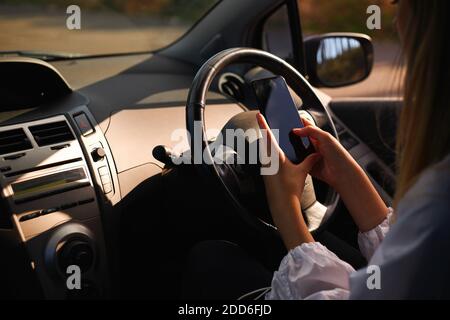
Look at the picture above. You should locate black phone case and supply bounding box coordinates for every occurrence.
[252,76,315,164]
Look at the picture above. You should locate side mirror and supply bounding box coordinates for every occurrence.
[304,33,374,88]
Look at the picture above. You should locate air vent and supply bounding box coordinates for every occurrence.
[0,128,32,155]
[29,121,75,147]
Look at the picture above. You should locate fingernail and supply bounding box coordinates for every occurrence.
[256,114,263,127]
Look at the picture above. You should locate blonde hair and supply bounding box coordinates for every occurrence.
[394,0,450,207]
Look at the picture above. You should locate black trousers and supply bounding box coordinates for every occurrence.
[181,232,366,300]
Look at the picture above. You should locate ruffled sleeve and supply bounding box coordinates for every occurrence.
[357,208,393,261]
[265,242,355,300]
[266,208,393,300]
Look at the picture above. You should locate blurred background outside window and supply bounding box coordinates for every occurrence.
[0,0,218,55]
[1,0,402,98]
[300,0,403,97]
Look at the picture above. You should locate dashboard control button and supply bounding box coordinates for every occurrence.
[102,182,112,194]
[91,147,106,162]
[19,211,41,221]
[58,240,94,274]
[97,166,108,176]
[78,198,94,206]
[100,174,111,185]
[334,121,345,133]
[339,131,359,150]
[73,113,94,136]
[40,207,58,215]
[60,202,78,210]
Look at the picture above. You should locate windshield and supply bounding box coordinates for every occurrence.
[0,0,218,58]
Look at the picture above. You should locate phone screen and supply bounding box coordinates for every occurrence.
[252,76,314,164]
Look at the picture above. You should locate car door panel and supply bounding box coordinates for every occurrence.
[327,98,402,206]
[330,98,401,172]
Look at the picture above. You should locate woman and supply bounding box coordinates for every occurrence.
[259,0,450,299]
[183,0,450,299]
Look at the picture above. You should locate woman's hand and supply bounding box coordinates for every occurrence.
[293,118,389,232]
[292,118,356,189]
[257,113,318,249]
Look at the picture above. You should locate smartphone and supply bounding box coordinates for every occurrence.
[252,76,315,164]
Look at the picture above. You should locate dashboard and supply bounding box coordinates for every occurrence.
[0,110,116,298]
[0,54,245,299]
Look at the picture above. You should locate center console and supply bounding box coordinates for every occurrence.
[0,107,118,299]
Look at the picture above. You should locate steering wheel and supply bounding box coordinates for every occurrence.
[186,48,339,235]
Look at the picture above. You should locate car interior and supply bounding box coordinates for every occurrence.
[0,0,400,299]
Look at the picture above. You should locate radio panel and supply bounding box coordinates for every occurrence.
[0,112,112,299]
[9,167,89,203]
[0,115,93,214]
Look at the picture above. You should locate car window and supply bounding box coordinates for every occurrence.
[300,0,402,98]
[0,0,219,57]
[262,4,294,65]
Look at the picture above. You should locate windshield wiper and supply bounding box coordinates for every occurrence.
[0,50,85,61]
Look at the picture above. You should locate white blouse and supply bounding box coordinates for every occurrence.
[266,154,450,300]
